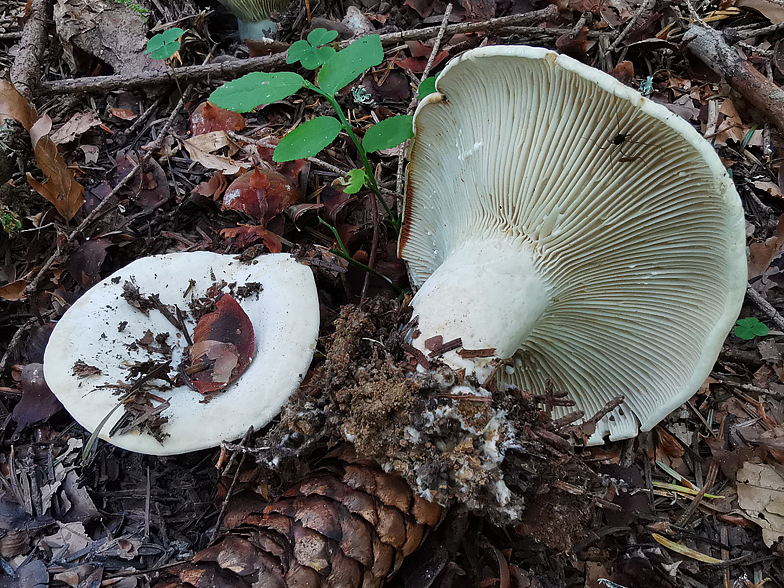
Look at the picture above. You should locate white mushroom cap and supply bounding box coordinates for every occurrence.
[43,252,319,455]
[399,46,747,444]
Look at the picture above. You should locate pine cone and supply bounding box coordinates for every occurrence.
[159,450,442,588]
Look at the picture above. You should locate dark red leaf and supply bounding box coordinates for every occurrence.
[192,170,228,200]
[220,226,283,252]
[12,364,63,434]
[187,295,255,394]
[223,164,298,226]
[66,238,111,287]
[255,142,307,185]
[191,102,246,135]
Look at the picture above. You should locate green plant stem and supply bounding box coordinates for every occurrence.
[317,217,403,294]
[305,81,400,230]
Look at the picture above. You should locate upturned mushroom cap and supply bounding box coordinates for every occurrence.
[43,252,319,455]
[399,46,747,444]
[217,0,288,40]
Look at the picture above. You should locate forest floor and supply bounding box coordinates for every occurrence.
[2,0,784,586]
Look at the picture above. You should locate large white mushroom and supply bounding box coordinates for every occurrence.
[43,252,319,455]
[399,46,747,444]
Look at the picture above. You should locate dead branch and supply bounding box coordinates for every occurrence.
[10,0,51,98]
[37,8,565,96]
[684,24,784,135]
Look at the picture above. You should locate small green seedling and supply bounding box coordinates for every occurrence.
[734,317,769,340]
[418,76,438,100]
[209,30,415,228]
[335,168,367,195]
[144,27,185,60]
[287,28,338,70]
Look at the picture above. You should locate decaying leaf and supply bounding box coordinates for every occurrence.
[738,0,784,23]
[0,279,27,301]
[190,101,246,135]
[11,363,63,434]
[749,214,784,278]
[109,107,137,120]
[50,111,103,144]
[187,295,255,394]
[115,152,170,207]
[183,131,243,174]
[27,115,85,220]
[736,461,784,546]
[191,170,228,200]
[53,0,167,76]
[220,225,283,252]
[0,80,37,129]
[66,238,111,287]
[0,82,85,220]
[222,164,299,226]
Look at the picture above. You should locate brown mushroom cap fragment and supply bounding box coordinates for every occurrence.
[43,252,319,455]
[399,46,747,444]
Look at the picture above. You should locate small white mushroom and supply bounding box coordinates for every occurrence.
[43,252,319,455]
[399,46,747,444]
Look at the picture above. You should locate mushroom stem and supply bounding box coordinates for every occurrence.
[409,238,549,378]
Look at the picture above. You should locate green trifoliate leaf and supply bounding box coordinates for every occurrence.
[317,35,383,96]
[308,28,339,46]
[362,115,414,153]
[273,117,342,162]
[209,72,305,113]
[144,27,185,60]
[287,29,339,70]
[734,317,769,340]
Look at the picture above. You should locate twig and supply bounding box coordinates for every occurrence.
[9,0,50,97]
[685,24,784,135]
[0,317,39,382]
[723,21,784,44]
[38,8,562,96]
[211,428,253,540]
[746,285,784,332]
[608,0,656,51]
[676,460,719,527]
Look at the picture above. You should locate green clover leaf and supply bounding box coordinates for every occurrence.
[144,27,184,60]
[734,317,769,340]
[286,28,339,70]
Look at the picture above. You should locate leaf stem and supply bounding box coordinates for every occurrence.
[305,80,401,230]
[317,217,403,294]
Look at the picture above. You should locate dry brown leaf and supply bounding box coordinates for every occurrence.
[753,180,783,199]
[0,279,27,301]
[0,80,37,129]
[192,170,228,200]
[738,0,784,22]
[190,101,246,135]
[109,107,137,120]
[749,214,784,278]
[27,114,85,220]
[50,111,102,144]
[183,131,242,174]
[736,461,784,546]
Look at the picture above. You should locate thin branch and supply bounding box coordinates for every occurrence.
[38,7,562,95]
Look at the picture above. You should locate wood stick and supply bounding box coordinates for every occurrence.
[37,8,563,96]
[685,24,784,135]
